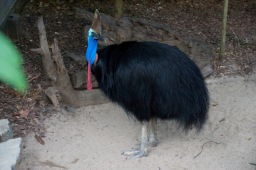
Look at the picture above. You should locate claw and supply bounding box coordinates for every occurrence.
[121,149,148,158]
[132,150,148,158]
[121,121,154,158]
[121,149,140,156]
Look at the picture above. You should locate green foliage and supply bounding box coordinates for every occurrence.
[0,32,28,92]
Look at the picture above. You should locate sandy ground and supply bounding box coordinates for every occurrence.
[17,75,256,170]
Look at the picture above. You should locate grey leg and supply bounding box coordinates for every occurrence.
[149,117,158,147]
[122,122,149,158]
[139,121,149,157]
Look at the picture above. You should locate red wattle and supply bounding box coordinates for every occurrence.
[87,64,93,91]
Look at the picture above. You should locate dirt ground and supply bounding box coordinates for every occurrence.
[0,0,256,169]
[17,75,256,170]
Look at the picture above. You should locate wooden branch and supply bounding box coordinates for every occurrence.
[30,48,43,55]
[37,16,57,81]
[51,38,76,90]
[31,16,109,107]
[50,37,109,107]
[45,87,60,108]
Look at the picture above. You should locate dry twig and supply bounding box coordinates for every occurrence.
[194,141,221,159]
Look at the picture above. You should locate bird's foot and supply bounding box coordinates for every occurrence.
[121,149,148,158]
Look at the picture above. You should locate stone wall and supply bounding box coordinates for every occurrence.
[0,119,22,170]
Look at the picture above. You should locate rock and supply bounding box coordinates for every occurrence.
[164,39,214,77]
[71,71,99,90]
[66,52,85,63]
[0,119,13,142]
[75,8,117,31]
[99,31,117,47]
[76,9,214,77]
[117,17,133,28]
[116,27,132,43]
[201,63,213,78]
[71,71,87,90]
[0,138,22,170]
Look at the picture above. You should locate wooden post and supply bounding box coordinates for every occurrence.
[220,0,229,60]
[114,0,123,20]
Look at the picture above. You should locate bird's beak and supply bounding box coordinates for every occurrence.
[91,31,105,41]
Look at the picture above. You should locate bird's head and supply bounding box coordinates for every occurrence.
[85,9,104,91]
[86,9,104,65]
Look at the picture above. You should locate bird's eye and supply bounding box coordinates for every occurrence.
[91,32,99,39]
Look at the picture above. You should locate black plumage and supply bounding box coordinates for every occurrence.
[86,10,209,158]
[85,37,210,158]
[92,41,209,130]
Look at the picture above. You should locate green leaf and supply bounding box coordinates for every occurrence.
[0,32,28,92]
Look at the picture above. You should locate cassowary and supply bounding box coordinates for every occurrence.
[85,10,209,158]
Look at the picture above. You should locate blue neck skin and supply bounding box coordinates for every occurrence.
[85,28,98,65]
